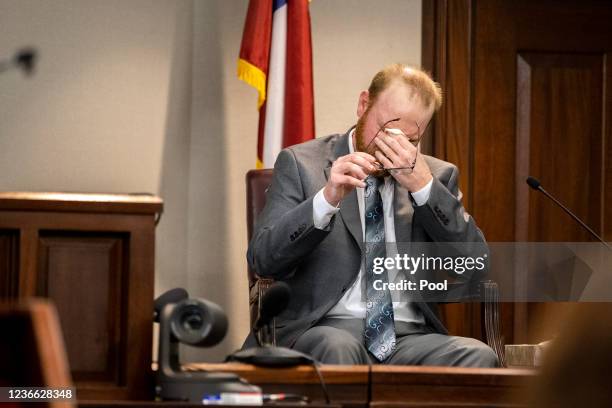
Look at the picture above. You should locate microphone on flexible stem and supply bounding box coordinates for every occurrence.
[0,47,38,76]
[15,48,37,76]
[526,176,612,252]
[227,282,315,367]
[253,281,290,343]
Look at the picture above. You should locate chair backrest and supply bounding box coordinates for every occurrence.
[246,169,273,285]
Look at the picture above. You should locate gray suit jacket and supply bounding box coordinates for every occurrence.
[244,129,487,348]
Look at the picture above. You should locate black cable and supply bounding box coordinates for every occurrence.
[311,361,330,404]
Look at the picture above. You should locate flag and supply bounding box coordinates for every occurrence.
[238,0,315,168]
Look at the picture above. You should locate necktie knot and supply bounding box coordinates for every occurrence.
[366,175,384,189]
[365,176,384,200]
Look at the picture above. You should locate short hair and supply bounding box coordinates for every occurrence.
[367,63,443,111]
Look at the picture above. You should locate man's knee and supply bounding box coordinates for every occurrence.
[454,338,499,367]
[293,326,369,364]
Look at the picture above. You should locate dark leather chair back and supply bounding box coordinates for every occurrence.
[246,169,274,328]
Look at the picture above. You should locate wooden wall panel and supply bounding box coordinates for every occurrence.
[607,52,612,242]
[422,0,486,342]
[422,0,612,345]
[37,234,127,385]
[516,52,608,342]
[517,53,604,242]
[0,230,19,298]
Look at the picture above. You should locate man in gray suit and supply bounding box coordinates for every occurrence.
[246,64,498,367]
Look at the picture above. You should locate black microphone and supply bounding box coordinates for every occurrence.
[15,48,37,76]
[153,288,189,322]
[526,176,612,251]
[253,282,290,331]
[227,281,319,371]
[0,47,38,76]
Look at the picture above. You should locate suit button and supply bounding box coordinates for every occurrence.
[310,319,317,326]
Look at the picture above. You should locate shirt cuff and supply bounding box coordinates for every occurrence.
[410,178,433,206]
[313,188,340,229]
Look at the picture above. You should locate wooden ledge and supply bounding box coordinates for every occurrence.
[0,191,163,215]
[183,363,369,384]
[371,365,536,386]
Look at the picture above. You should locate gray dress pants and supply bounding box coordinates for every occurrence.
[292,318,498,367]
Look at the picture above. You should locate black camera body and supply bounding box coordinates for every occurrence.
[156,297,261,403]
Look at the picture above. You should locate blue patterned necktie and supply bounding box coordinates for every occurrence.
[363,176,396,361]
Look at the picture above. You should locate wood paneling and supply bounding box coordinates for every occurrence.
[371,365,533,407]
[422,0,485,343]
[422,0,612,344]
[37,234,127,384]
[0,230,19,298]
[0,192,162,400]
[520,53,604,241]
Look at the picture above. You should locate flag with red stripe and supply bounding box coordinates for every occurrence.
[238,0,315,168]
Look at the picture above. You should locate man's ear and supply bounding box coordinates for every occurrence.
[356,90,369,118]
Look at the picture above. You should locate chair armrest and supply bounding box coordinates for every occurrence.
[481,280,506,367]
[439,280,506,367]
[249,277,277,346]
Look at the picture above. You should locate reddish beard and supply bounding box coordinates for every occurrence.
[354,109,389,178]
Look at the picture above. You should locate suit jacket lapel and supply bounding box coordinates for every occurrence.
[393,181,413,244]
[324,128,362,247]
[339,189,362,247]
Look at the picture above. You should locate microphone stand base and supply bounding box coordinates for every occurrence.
[227,346,314,367]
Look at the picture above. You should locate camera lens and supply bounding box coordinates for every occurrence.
[168,298,228,347]
[181,308,204,331]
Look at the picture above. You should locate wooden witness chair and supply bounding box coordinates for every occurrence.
[246,169,505,365]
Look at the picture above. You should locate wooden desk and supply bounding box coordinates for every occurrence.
[184,363,369,407]
[0,192,163,400]
[80,402,338,408]
[184,364,535,408]
[371,365,534,407]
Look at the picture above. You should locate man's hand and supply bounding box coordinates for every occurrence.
[374,131,433,192]
[323,152,377,206]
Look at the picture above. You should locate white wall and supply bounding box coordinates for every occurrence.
[311,0,422,136]
[0,0,421,362]
[0,0,186,193]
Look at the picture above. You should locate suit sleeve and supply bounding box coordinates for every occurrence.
[412,165,489,285]
[413,164,485,243]
[247,149,333,278]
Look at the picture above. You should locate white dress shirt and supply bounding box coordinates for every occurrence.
[312,130,432,324]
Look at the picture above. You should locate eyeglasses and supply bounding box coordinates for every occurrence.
[364,118,424,173]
